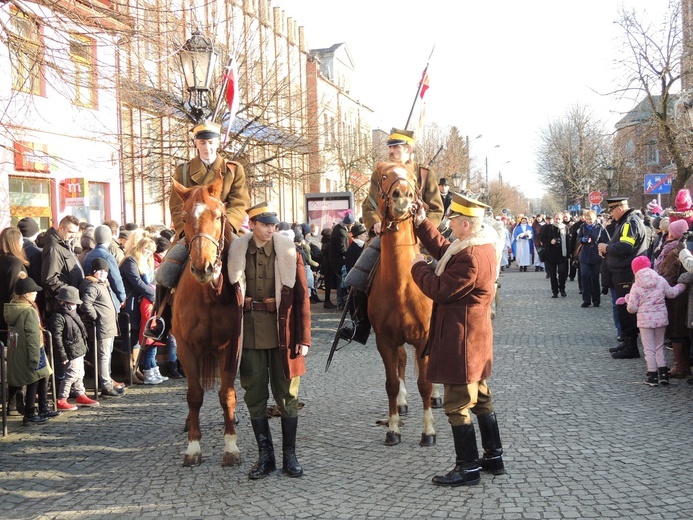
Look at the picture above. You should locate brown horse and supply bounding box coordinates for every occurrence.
[369,161,435,446]
[170,175,241,467]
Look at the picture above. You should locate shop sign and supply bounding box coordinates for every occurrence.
[60,178,88,207]
[14,141,51,173]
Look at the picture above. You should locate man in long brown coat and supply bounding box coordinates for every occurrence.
[411,192,505,487]
[227,202,311,480]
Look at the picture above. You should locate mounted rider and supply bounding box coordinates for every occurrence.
[339,128,444,344]
[145,121,250,339]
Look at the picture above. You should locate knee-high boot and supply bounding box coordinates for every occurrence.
[476,412,505,475]
[281,417,303,477]
[611,334,640,359]
[670,342,691,378]
[248,417,276,480]
[432,423,481,487]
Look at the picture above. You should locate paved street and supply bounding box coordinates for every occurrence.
[1,267,692,519]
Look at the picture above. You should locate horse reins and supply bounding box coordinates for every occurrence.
[188,210,227,268]
[379,175,419,231]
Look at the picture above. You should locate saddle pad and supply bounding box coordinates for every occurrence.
[345,236,381,291]
[155,242,189,288]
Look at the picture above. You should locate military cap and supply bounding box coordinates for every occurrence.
[448,192,490,218]
[605,196,628,210]
[246,202,279,224]
[386,128,415,147]
[193,121,221,140]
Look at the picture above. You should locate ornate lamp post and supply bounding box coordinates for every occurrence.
[179,30,219,123]
[452,172,465,191]
[604,166,615,196]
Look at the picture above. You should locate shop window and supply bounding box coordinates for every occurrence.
[9,7,44,95]
[70,33,97,108]
[9,176,52,230]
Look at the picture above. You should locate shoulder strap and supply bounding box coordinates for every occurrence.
[181,162,188,186]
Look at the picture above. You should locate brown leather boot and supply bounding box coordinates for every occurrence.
[669,343,691,378]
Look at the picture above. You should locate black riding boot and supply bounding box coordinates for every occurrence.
[337,290,371,345]
[248,417,276,480]
[432,423,481,487]
[281,417,304,477]
[476,412,505,475]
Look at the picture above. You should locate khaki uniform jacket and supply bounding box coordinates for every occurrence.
[170,155,250,237]
[362,161,444,233]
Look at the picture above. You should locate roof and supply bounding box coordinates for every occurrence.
[220,114,311,153]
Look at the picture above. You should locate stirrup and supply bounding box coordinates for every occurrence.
[143,316,165,340]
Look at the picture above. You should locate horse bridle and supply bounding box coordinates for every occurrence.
[379,174,419,231]
[187,209,227,268]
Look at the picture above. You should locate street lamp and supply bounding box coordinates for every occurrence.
[452,172,465,191]
[604,166,615,196]
[179,30,219,123]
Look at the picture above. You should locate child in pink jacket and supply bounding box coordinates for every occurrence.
[617,256,686,386]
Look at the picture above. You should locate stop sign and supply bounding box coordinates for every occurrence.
[589,191,603,205]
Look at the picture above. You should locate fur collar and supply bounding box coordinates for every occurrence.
[227,232,297,303]
[435,227,497,276]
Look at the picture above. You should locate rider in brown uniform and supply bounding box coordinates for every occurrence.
[339,128,444,344]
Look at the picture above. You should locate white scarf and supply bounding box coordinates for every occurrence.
[554,222,567,257]
[435,227,496,276]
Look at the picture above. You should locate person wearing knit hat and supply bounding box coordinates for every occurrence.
[654,218,689,272]
[79,252,124,397]
[17,217,39,239]
[598,195,648,359]
[615,255,686,386]
[83,226,127,306]
[670,188,693,227]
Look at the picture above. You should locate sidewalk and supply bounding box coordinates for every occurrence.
[1,267,691,519]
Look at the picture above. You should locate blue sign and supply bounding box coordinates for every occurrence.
[644,174,673,195]
[569,204,581,213]
[591,204,602,213]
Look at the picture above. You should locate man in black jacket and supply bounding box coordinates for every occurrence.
[330,212,354,309]
[598,197,649,359]
[41,215,84,316]
[18,217,45,316]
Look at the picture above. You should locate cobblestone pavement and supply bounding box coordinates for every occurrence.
[1,267,692,519]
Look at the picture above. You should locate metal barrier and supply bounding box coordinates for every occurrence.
[1,340,6,438]
[114,312,133,386]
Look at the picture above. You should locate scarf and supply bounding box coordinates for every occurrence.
[554,222,567,257]
[435,228,495,276]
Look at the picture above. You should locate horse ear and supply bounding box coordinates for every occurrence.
[207,173,224,199]
[172,178,192,201]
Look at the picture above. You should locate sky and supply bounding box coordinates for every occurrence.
[277,0,674,198]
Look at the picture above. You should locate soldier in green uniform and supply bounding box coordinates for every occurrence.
[227,202,311,479]
[339,128,445,344]
[169,121,250,237]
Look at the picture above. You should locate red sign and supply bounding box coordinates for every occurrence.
[589,191,603,205]
[14,141,51,173]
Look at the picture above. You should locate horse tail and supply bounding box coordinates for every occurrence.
[199,349,220,391]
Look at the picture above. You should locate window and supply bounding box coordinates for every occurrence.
[9,176,52,230]
[625,139,635,167]
[70,33,97,108]
[646,140,660,165]
[9,7,44,95]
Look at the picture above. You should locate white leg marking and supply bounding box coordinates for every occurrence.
[224,433,240,455]
[389,413,401,434]
[186,440,201,457]
[396,378,408,406]
[423,408,435,436]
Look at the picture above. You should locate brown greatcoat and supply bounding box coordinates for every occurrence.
[411,219,497,385]
[227,232,311,380]
[170,155,250,238]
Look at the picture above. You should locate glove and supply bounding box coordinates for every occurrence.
[601,287,609,295]
[615,297,626,305]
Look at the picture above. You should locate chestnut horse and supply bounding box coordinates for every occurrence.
[170,175,241,467]
[369,162,435,446]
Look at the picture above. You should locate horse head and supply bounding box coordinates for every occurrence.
[172,174,227,284]
[377,161,418,230]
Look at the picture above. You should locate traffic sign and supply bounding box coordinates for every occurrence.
[644,174,673,195]
[589,191,603,205]
[591,204,602,214]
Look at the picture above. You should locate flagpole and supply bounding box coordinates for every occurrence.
[404,44,435,131]
[211,56,234,124]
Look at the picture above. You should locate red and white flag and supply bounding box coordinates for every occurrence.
[419,72,430,99]
[222,58,239,146]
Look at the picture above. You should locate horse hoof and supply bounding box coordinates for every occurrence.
[221,452,242,467]
[384,431,401,446]
[398,405,409,416]
[183,453,202,467]
[419,433,436,447]
[430,397,443,409]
